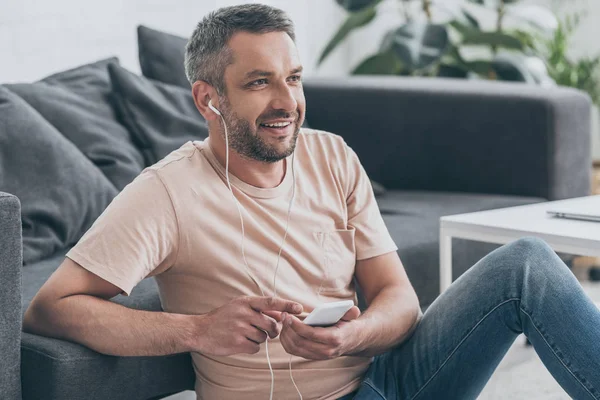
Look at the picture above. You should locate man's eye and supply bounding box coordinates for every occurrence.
[250,79,268,86]
[289,75,302,82]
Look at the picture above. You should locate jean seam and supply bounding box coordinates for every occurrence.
[519,306,599,400]
[363,380,386,400]
[409,298,520,400]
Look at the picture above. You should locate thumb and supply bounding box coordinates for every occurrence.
[340,306,361,322]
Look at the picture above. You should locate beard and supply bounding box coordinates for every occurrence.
[217,96,301,163]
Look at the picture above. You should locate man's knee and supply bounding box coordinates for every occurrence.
[509,236,552,254]
[504,236,557,267]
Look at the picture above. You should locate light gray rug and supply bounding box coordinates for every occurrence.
[480,277,600,399]
[479,335,569,399]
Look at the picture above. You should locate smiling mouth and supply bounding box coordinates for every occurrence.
[258,121,295,135]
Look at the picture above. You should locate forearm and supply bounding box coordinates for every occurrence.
[347,285,422,357]
[23,294,198,357]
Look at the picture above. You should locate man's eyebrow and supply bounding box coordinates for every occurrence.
[245,70,273,79]
[244,66,304,80]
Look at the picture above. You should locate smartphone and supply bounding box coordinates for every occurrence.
[302,300,355,327]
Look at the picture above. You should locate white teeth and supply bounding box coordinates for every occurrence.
[262,122,291,128]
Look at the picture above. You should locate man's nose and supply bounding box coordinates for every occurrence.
[271,83,298,113]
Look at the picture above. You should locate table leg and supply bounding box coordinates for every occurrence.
[440,229,452,294]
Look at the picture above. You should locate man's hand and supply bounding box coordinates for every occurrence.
[279,306,361,360]
[193,296,303,357]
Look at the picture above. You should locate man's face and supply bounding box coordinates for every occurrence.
[216,31,306,163]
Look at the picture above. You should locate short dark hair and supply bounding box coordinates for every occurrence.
[184,4,296,95]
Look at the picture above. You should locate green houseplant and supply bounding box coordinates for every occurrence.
[537,12,600,105]
[320,0,558,83]
[535,11,600,162]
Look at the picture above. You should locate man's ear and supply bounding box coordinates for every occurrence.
[192,81,219,121]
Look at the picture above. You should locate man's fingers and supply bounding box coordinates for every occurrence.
[246,327,268,344]
[262,310,283,321]
[248,296,303,314]
[285,314,340,346]
[280,321,333,360]
[249,312,283,339]
[340,306,361,322]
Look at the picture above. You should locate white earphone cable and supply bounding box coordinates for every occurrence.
[273,140,296,298]
[219,111,301,400]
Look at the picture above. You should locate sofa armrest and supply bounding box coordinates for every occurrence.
[0,192,22,400]
[304,76,592,200]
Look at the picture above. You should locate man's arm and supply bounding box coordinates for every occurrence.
[23,257,200,357]
[345,251,422,357]
[23,258,302,357]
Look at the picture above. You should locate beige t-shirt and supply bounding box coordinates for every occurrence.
[66,129,398,400]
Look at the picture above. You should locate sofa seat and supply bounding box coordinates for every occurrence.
[378,190,546,308]
[20,250,195,400]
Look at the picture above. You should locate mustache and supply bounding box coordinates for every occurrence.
[258,111,300,123]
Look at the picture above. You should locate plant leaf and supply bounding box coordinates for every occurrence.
[379,28,396,53]
[318,6,377,65]
[385,22,450,71]
[336,0,380,12]
[491,53,535,82]
[465,0,519,7]
[462,31,524,50]
[461,9,480,29]
[437,63,469,78]
[465,60,494,76]
[352,51,402,75]
[449,20,471,36]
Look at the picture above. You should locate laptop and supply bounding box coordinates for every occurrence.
[547,201,600,222]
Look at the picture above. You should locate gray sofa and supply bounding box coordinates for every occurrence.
[0,45,592,400]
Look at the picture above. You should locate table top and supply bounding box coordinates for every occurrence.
[440,195,600,256]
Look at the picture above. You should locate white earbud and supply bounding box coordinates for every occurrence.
[208,99,222,116]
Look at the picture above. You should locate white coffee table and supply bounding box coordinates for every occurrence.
[439,195,600,293]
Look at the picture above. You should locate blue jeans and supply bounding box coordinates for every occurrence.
[347,237,600,400]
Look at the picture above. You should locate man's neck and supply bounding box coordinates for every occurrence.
[208,137,286,189]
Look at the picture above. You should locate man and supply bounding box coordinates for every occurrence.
[23,4,600,400]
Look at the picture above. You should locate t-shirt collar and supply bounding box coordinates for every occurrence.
[198,137,294,199]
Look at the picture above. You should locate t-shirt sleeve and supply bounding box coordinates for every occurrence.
[66,169,179,296]
[344,144,398,261]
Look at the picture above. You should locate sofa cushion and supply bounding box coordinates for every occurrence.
[138,25,190,89]
[0,87,117,264]
[7,58,145,191]
[378,190,546,308]
[108,63,209,164]
[20,250,195,400]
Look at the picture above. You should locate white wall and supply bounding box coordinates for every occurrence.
[0,0,348,83]
[5,0,599,84]
[535,0,600,60]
